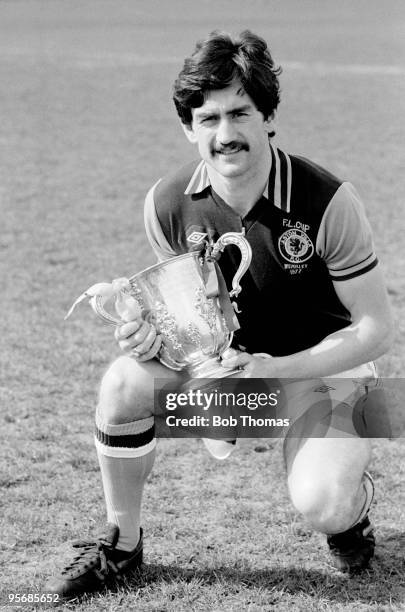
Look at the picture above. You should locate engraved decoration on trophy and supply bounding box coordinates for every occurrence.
[65,231,252,378]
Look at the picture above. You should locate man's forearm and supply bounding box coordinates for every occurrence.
[271,317,393,378]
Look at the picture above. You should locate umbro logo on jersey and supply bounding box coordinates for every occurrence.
[187,231,208,244]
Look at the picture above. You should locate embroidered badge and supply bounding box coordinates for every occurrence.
[278,228,314,263]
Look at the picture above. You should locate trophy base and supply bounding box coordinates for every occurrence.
[186,356,244,380]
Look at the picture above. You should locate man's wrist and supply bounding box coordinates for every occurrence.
[253,354,286,379]
[268,356,285,378]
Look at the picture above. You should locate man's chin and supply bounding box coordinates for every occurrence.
[210,155,247,177]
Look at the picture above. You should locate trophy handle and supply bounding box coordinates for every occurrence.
[90,295,123,325]
[210,231,252,297]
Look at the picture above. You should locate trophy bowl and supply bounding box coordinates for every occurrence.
[71,232,252,379]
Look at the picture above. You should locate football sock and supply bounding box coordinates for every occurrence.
[349,471,375,529]
[202,438,236,460]
[95,414,156,552]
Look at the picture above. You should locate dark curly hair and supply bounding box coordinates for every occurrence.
[173,30,282,127]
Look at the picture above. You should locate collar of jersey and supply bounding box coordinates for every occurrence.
[184,159,269,200]
[183,142,291,214]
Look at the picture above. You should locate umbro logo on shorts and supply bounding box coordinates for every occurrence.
[313,385,336,393]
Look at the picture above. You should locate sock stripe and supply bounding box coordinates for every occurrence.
[95,436,156,458]
[95,415,154,436]
[95,423,155,448]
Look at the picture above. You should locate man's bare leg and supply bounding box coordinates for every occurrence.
[45,355,186,597]
[284,431,375,571]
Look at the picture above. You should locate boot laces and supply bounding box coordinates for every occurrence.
[61,536,117,577]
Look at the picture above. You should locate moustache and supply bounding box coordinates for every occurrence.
[213,141,249,155]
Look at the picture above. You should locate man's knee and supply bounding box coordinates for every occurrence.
[289,476,363,534]
[97,356,156,424]
[286,437,371,533]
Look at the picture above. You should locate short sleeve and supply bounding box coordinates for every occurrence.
[144,180,177,262]
[315,182,378,281]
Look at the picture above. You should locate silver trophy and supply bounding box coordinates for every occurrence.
[67,232,252,378]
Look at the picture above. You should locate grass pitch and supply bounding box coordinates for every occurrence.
[0,1,404,610]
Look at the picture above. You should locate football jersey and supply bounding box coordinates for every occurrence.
[144,144,378,356]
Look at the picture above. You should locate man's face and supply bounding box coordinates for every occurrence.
[183,81,272,180]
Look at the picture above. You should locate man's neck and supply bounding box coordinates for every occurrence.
[206,147,272,217]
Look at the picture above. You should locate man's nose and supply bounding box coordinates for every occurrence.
[216,118,236,145]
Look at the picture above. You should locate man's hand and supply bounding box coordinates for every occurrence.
[114,318,162,362]
[221,349,278,378]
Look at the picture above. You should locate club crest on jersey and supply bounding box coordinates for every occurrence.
[278,228,314,263]
[187,230,208,245]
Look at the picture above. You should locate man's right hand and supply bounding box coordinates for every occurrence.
[114,318,162,362]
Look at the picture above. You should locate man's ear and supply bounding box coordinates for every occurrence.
[181,120,198,144]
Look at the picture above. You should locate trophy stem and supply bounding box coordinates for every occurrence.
[186,356,243,379]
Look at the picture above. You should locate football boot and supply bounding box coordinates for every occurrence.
[327,471,375,572]
[44,524,143,600]
[327,515,375,572]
